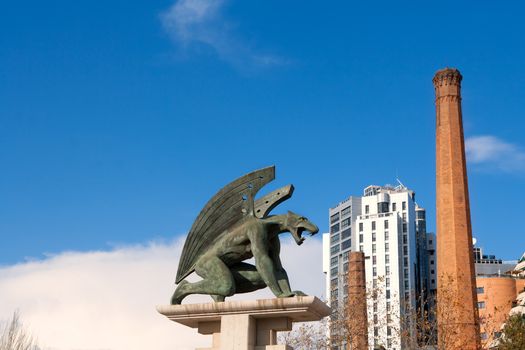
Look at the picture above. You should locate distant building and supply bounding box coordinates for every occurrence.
[474,245,524,348]
[474,244,516,276]
[324,183,436,350]
[510,253,525,316]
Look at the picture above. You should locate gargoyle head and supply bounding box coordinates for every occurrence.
[285,211,319,245]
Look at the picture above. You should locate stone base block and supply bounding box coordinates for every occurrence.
[157,296,330,350]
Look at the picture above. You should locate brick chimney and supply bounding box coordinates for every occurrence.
[433,68,480,349]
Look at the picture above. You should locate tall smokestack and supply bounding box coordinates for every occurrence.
[347,252,368,350]
[433,68,480,349]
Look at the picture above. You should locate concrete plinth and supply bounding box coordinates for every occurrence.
[157,296,331,350]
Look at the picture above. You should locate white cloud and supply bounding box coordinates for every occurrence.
[160,0,286,70]
[0,237,324,350]
[466,135,525,172]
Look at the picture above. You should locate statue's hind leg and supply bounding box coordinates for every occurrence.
[230,262,267,294]
[170,257,235,304]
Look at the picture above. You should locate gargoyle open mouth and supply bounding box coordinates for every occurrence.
[292,225,319,245]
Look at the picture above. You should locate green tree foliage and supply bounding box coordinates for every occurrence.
[498,314,525,350]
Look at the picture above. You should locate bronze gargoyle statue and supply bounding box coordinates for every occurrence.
[171,166,318,304]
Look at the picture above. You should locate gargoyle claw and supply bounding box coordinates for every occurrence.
[292,290,307,296]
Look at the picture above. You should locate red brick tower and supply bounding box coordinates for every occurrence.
[347,252,368,350]
[433,68,480,349]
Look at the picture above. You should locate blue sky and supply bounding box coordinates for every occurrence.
[1,0,524,265]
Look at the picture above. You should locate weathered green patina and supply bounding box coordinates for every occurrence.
[171,166,319,304]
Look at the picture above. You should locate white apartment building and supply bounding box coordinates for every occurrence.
[325,183,436,350]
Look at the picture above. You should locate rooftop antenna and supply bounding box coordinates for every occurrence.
[396,177,406,189]
[395,168,399,184]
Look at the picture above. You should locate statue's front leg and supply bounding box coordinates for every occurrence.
[249,230,284,297]
[275,270,307,297]
[269,236,306,297]
[275,268,293,295]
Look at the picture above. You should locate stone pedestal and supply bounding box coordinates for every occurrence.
[157,296,331,350]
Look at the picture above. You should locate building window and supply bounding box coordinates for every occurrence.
[385,255,390,264]
[341,218,351,228]
[359,222,363,232]
[430,269,435,274]
[385,243,389,252]
[374,314,378,324]
[342,228,351,240]
[477,301,486,309]
[384,231,389,240]
[341,239,351,250]
[341,206,351,217]
[373,302,378,312]
[330,256,338,266]
[374,327,378,337]
[429,239,433,245]
[373,256,377,265]
[372,244,376,254]
[359,234,363,243]
[372,232,376,242]
[373,267,377,276]
[384,220,389,229]
[331,266,338,276]
[402,212,407,221]
[404,269,408,279]
[386,266,390,275]
[365,205,369,214]
[476,287,484,294]
[430,259,434,265]
[331,223,340,233]
[386,290,391,299]
[373,279,377,288]
[330,245,340,255]
[387,326,391,336]
[372,221,376,231]
[386,301,391,311]
[404,257,408,267]
[403,246,408,255]
[343,262,349,272]
[330,212,340,224]
[386,278,390,288]
[378,202,389,213]
[343,251,349,261]
[402,223,407,233]
[392,202,397,211]
[402,201,406,210]
[331,288,338,300]
[331,234,340,244]
[403,235,407,244]
[360,245,364,252]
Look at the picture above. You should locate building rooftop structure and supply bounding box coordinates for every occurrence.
[473,243,517,276]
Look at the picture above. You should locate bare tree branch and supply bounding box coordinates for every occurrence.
[0,311,41,350]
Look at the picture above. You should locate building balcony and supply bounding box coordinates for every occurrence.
[358,212,393,220]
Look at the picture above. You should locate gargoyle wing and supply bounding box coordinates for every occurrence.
[176,166,275,283]
[254,184,294,218]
